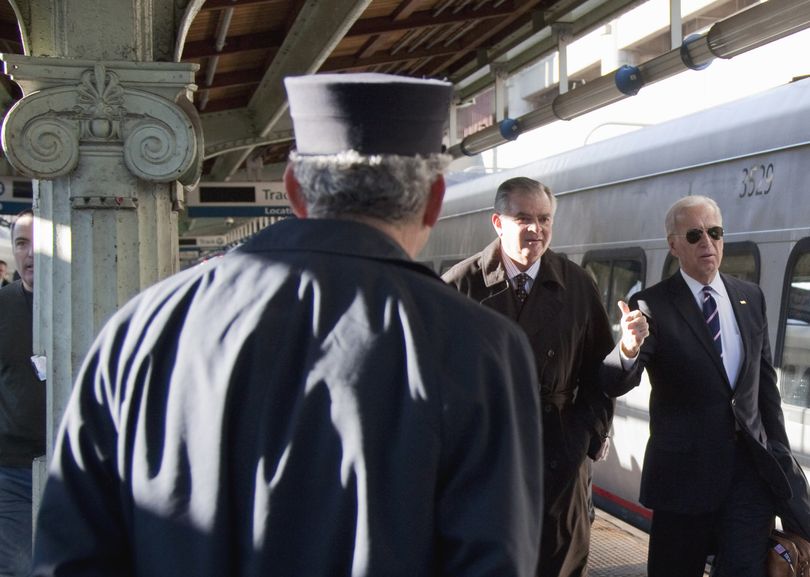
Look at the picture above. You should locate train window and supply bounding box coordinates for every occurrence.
[582,248,646,343]
[777,239,810,408]
[661,241,760,284]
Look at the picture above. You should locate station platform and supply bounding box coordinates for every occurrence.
[589,509,711,576]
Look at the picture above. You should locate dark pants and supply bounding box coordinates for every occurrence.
[0,467,32,577]
[648,442,774,577]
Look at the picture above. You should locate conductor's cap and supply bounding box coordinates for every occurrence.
[284,73,452,157]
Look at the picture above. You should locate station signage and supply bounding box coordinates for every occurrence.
[179,235,228,250]
[185,182,293,218]
[0,178,33,215]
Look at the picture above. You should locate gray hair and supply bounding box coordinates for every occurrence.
[664,195,722,235]
[289,150,451,222]
[493,177,557,215]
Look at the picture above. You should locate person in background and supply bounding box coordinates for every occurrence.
[443,177,614,577]
[0,260,9,288]
[0,209,45,577]
[604,194,799,577]
[32,73,544,577]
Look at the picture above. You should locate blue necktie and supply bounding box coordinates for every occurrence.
[702,286,723,358]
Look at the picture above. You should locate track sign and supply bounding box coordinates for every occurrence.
[0,178,33,215]
[185,182,293,217]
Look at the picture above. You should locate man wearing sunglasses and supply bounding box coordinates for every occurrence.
[602,195,799,577]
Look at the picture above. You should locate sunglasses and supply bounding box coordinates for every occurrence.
[681,226,724,244]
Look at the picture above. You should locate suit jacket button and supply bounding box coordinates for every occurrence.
[549,459,558,470]
[547,349,555,358]
[544,404,552,414]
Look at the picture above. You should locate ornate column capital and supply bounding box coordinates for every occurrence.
[1,56,202,188]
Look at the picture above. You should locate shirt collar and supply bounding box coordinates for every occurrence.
[680,269,728,301]
[503,255,541,281]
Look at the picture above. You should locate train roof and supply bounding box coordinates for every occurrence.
[442,76,810,211]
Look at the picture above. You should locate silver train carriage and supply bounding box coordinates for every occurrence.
[420,76,810,528]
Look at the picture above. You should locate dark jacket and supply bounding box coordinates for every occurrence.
[443,239,614,577]
[0,280,45,467]
[34,219,544,577]
[601,271,792,514]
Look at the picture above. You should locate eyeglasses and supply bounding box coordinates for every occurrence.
[678,226,724,244]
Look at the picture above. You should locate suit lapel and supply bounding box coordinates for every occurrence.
[666,274,729,384]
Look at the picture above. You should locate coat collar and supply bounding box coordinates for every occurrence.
[238,218,437,278]
[478,239,566,328]
[479,238,567,291]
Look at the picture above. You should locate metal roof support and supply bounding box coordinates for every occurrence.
[670,0,682,50]
[553,22,572,94]
[448,100,459,148]
[207,0,372,182]
[493,61,508,168]
[454,0,810,157]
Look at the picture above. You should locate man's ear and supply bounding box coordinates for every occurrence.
[667,236,677,256]
[284,163,307,218]
[491,212,502,236]
[422,174,445,228]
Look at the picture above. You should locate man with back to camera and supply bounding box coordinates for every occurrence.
[32,73,544,577]
[442,177,615,577]
[0,209,45,577]
[604,194,804,577]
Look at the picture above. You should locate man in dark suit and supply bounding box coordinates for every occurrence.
[443,177,615,577]
[603,194,794,577]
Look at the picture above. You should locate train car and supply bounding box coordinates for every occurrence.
[421,75,810,529]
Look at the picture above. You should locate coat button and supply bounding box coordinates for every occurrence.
[547,349,555,358]
[548,459,558,470]
[544,404,552,413]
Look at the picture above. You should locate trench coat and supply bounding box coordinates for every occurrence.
[33,219,544,577]
[443,239,615,577]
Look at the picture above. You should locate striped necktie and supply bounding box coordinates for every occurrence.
[702,286,723,358]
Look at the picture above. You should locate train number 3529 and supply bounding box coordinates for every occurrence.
[740,163,774,197]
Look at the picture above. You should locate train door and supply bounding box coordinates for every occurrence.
[777,238,810,408]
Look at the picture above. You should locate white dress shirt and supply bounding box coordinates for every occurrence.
[503,257,541,294]
[680,270,743,388]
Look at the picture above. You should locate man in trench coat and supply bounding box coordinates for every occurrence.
[443,176,614,577]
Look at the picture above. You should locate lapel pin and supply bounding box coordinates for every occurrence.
[739,300,747,304]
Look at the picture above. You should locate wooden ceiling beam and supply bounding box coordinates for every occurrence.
[423,0,547,77]
[197,95,251,113]
[200,0,284,11]
[322,41,462,72]
[183,31,283,59]
[198,68,264,90]
[348,1,518,37]
[358,0,426,59]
